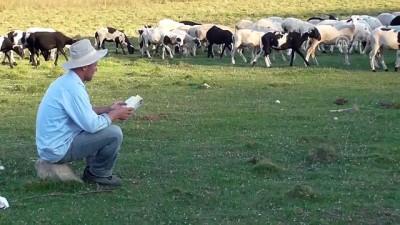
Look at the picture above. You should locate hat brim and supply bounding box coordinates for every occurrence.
[62,49,108,70]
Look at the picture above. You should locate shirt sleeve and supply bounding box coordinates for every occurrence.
[61,87,111,133]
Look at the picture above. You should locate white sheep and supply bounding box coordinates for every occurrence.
[306,18,359,65]
[157,18,185,31]
[231,29,268,64]
[365,26,400,72]
[170,29,201,56]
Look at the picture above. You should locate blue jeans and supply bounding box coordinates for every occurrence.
[57,125,123,177]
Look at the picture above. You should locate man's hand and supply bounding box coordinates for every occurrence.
[108,102,133,121]
[109,101,127,111]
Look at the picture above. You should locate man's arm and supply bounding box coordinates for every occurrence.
[93,105,112,115]
[93,101,126,115]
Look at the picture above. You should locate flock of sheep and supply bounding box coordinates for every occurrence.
[1,12,400,72]
[139,12,400,72]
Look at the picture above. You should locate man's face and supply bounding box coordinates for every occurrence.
[83,62,98,81]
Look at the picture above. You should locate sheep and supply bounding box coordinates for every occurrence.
[25,31,76,67]
[1,30,25,65]
[170,29,201,56]
[140,27,183,59]
[305,18,360,65]
[251,31,310,67]
[281,17,315,34]
[235,19,255,30]
[0,36,24,68]
[390,15,400,26]
[377,13,396,26]
[179,20,202,26]
[255,18,283,32]
[157,18,185,31]
[205,26,233,58]
[351,15,382,30]
[94,27,135,55]
[190,23,233,54]
[365,26,400,72]
[231,29,268,64]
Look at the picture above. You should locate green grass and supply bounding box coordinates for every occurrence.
[1,1,400,224]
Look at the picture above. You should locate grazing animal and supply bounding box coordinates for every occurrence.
[252,31,310,67]
[157,19,185,31]
[205,26,233,58]
[1,30,25,65]
[94,27,135,54]
[377,13,396,26]
[306,18,361,65]
[170,29,201,56]
[390,15,400,26]
[179,20,202,26]
[231,28,268,64]
[0,36,24,68]
[364,27,400,72]
[140,27,183,59]
[25,31,76,67]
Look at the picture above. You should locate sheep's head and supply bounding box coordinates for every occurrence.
[12,45,24,58]
[301,32,310,40]
[309,28,321,41]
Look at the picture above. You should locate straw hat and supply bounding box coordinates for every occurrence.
[62,39,107,70]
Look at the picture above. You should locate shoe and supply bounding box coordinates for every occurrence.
[82,167,122,187]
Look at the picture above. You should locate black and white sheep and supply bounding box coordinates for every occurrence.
[251,31,310,67]
[0,36,24,68]
[306,18,364,65]
[94,27,135,55]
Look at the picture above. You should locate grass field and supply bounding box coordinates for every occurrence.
[0,0,400,224]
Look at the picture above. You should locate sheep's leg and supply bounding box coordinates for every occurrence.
[231,46,237,64]
[207,43,214,58]
[165,45,173,59]
[57,49,67,62]
[264,54,272,67]
[294,48,309,67]
[0,52,5,65]
[369,47,379,72]
[306,43,319,66]
[395,50,400,72]
[281,50,287,61]
[238,48,247,63]
[251,50,262,66]
[379,50,388,71]
[121,44,127,55]
[289,50,295,66]
[219,45,225,58]
[54,50,60,66]
[343,49,350,65]
[5,51,13,69]
[8,51,17,65]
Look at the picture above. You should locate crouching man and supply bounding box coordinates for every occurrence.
[35,39,133,187]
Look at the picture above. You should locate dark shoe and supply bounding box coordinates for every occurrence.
[82,167,122,187]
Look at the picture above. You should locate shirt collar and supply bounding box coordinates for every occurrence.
[66,70,85,89]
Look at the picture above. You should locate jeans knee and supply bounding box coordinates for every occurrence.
[107,125,123,142]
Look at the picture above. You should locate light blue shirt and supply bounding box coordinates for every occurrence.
[36,71,111,162]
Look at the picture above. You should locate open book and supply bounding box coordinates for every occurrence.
[125,95,143,111]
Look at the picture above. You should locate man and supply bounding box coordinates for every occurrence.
[36,39,133,187]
